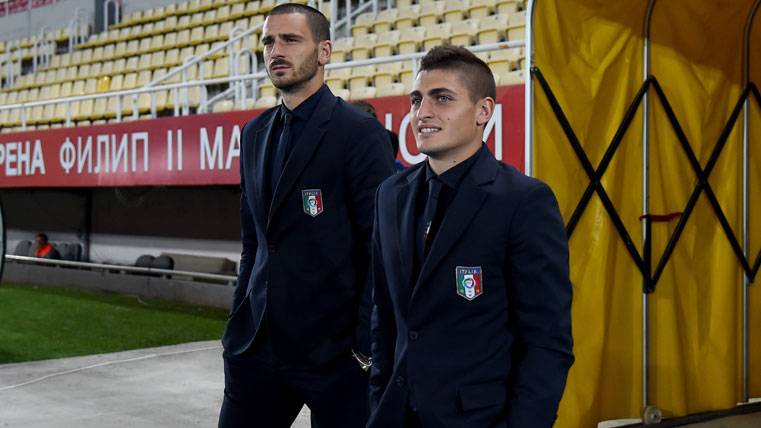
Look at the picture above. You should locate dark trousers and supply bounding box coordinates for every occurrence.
[219,328,369,428]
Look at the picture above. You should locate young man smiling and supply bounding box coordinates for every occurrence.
[368,46,574,428]
[219,4,394,427]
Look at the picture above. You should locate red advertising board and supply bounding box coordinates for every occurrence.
[0,85,524,188]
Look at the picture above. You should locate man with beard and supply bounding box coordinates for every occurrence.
[219,4,394,427]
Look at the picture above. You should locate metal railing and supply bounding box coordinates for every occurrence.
[5,254,237,285]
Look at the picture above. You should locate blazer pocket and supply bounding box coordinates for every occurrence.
[458,381,507,412]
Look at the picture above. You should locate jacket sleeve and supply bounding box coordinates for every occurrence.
[346,118,396,356]
[504,182,574,427]
[233,123,257,317]
[369,188,396,411]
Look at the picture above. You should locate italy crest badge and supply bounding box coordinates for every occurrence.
[302,189,324,217]
[456,266,483,301]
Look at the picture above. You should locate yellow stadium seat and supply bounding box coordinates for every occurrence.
[89,63,102,79]
[78,63,92,78]
[54,67,67,83]
[190,26,205,45]
[467,0,493,18]
[500,70,524,85]
[128,25,143,40]
[325,77,345,94]
[50,55,61,68]
[177,29,192,47]
[164,49,180,67]
[138,37,152,54]
[126,40,139,55]
[332,37,353,62]
[189,12,204,28]
[377,82,406,97]
[231,3,246,19]
[397,0,414,7]
[349,86,376,101]
[395,5,421,30]
[179,46,195,63]
[254,95,277,109]
[163,32,178,49]
[150,51,165,70]
[351,34,377,61]
[213,100,234,112]
[149,35,164,52]
[102,61,115,77]
[202,9,217,25]
[443,0,470,23]
[214,5,232,24]
[119,27,132,41]
[124,56,138,73]
[85,78,98,94]
[398,27,426,54]
[114,41,128,58]
[212,57,229,78]
[423,23,452,50]
[92,46,104,62]
[373,9,399,33]
[72,80,86,95]
[204,24,221,43]
[34,72,47,87]
[194,43,210,58]
[138,54,152,71]
[349,65,375,92]
[373,69,396,88]
[177,14,192,30]
[65,66,78,82]
[165,15,179,30]
[259,0,276,13]
[220,21,234,40]
[450,18,479,46]
[243,1,262,18]
[419,1,445,27]
[109,74,124,92]
[507,11,526,41]
[71,50,83,65]
[249,15,264,30]
[352,12,376,37]
[258,80,277,98]
[496,0,521,15]
[142,23,156,37]
[477,14,509,45]
[374,31,400,58]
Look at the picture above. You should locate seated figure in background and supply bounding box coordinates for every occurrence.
[34,233,60,259]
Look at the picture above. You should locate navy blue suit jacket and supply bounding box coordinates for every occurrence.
[222,88,395,367]
[369,145,574,427]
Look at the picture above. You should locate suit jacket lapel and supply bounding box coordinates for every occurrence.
[267,92,337,230]
[396,166,424,312]
[253,112,278,221]
[412,147,499,298]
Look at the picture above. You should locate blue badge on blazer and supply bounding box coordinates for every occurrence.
[302,189,324,217]
[456,266,483,301]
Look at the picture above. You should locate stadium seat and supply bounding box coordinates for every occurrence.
[135,254,155,268]
[14,240,32,256]
[351,34,376,61]
[419,1,445,27]
[349,86,377,100]
[507,11,527,41]
[376,82,407,97]
[254,95,277,109]
[212,100,234,112]
[374,31,400,58]
[373,9,399,33]
[423,23,452,51]
[477,14,509,44]
[349,65,375,91]
[395,5,421,30]
[398,27,426,54]
[450,19,480,46]
[468,0,494,18]
[352,12,376,36]
[332,37,353,62]
[325,76,346,93]
[443,0,470,23]
[496,0,521,15]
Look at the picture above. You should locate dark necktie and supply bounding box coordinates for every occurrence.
[420,178,443,260]
[271,110,293,196]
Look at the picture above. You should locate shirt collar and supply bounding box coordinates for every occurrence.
[281,84,329,122]
[425,145,482,190]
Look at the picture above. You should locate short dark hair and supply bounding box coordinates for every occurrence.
[350,100,376,118]
[35,233,48,242]
[267,3,331,42]
[419,45,496,102]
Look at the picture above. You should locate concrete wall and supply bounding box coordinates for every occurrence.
[0,186,241,267]
[3,261,234,309]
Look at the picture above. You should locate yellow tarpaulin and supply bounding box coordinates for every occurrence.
[532,0,761,426]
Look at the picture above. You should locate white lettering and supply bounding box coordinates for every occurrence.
[398,112,426,165]
[225,125,241,170]
[200,126,224,170]
[483,104,503,161]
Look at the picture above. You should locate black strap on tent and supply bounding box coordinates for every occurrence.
[531,66,761,292]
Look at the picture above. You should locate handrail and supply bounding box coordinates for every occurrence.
[5,254,237,283]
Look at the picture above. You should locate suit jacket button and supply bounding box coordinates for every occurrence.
[408,331,418,340]
[396,376,405,386]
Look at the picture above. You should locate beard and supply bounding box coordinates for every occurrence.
[267,48,320,94]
